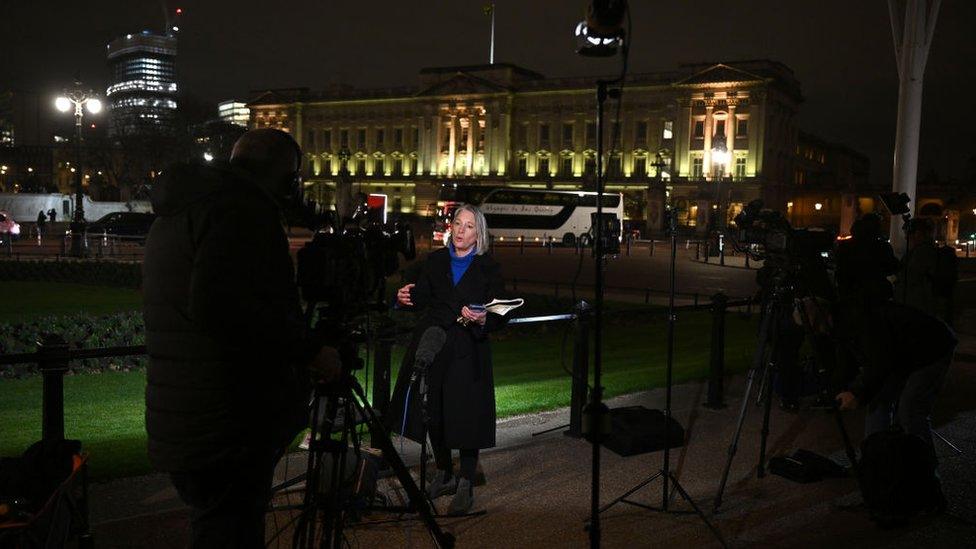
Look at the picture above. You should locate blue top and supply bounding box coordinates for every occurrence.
[449,242,477,286]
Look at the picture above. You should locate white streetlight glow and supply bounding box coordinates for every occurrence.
[814,202,823,211]
[203,152,214,162]
[55,96,72,112]
[86,98,102,114]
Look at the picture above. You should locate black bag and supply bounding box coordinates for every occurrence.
[0,439,81,513]
[859,427,940,526]
[602,407,685,457]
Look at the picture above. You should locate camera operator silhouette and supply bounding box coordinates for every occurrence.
[144,129,340,547]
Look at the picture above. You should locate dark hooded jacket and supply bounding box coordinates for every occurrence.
[143,161,316,472]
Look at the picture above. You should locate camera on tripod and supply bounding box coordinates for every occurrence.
[729,199,834,263]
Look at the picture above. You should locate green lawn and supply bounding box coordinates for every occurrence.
[0,310,757,480]
[0,281,142,322]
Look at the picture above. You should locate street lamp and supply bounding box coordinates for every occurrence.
[710,134,731,230]
[56,78,101,256]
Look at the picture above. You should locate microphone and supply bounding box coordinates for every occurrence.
[411,326,447,380]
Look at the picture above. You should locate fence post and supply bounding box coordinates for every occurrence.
[37,334,69,440]
[519,235,524,255]
[705,293,728,408]
[567,302,592,438]
[548,236,554,254]
[649,239,654,257]
[745,253,750,269]
[626,237,631,256]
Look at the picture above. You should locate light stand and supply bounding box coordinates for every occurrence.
[55,77,102,257]
[597,209,728,548]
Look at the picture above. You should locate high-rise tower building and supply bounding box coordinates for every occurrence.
[105,11,180,136]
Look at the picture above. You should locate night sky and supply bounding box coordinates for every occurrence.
[3,0,974,187]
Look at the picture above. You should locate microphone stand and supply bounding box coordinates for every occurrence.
[410,361,432,505]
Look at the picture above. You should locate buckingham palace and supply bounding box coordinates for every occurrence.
[248,60,865,235]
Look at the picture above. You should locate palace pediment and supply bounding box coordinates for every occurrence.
[674,64,767,87]
[415,72,511,97]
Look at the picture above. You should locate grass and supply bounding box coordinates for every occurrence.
[0,281,142,322]
[0,281,758,480]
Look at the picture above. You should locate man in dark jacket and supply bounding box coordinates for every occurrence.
[834,300,957,452]
[143,129,338,547]
[835,213,900,304]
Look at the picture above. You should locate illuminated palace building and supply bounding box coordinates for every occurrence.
[105,31,178,135]
[249,61,870,234]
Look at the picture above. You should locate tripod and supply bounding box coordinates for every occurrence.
[713,273,861,513]
[288,374,455,548]
[597,211,728,548]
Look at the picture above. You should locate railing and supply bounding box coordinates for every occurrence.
[2,231,146,260]
[1,294,751,445]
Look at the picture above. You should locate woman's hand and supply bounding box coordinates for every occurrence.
[460,306,487,326]
[397,284,415,307]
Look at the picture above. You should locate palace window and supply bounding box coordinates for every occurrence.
[323,130,332,150]
[376,129,385,147]
[374,157,384,175]
[517,157,527,177]
[357,129,366,149]
[735,156,747,179]
[562,123,574,148]
[323,158,331,175]
[586,122,596,144]
[539,123,550,148]
[393,158,403,176]
[562,156,573,176]
[736,118,748,137]
[584,157,596,177]
[412,127,419,148]
[307,129,316,149]
[518,124,528,147]
[693,120,704,139]
[692,157,704,178]
[356,158,366,175]
[714,120,726,140]
[633,156,646,177]
[663,120,674,140]
[607,155,622,177]
[538,157,550,177]
[340,129,349,147]
[635,121,648,146]
[394,128,403,148]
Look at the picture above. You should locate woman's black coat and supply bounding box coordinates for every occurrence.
[388,247,506,449]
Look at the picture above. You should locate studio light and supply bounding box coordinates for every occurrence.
[574,0,627,57]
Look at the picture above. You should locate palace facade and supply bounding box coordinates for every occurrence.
[248,60,864,235]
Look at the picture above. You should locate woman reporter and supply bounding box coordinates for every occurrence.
[390,205,505,515]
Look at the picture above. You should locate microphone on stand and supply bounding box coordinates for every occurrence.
[410,326,447,387]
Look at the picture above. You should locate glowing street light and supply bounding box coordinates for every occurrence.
[55,77,102,256]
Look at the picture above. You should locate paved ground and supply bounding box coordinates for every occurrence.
[86,308,976,548]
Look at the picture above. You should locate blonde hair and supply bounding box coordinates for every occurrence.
[454,204,489,255]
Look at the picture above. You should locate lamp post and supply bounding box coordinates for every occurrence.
[710,135,731,232]
[335,147,353,221]
[56,78,101,256]
[649,153,669,235]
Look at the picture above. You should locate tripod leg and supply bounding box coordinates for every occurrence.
[668,473,729,549]
[757,360,775,478]
[597,471,665,514]
[347,378,455,549]
[714,302,774,513]
[713,363,758,513]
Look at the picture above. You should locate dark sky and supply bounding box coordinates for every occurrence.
[3,0,974,186]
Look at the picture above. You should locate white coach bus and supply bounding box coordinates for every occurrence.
[478,188,623,246]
